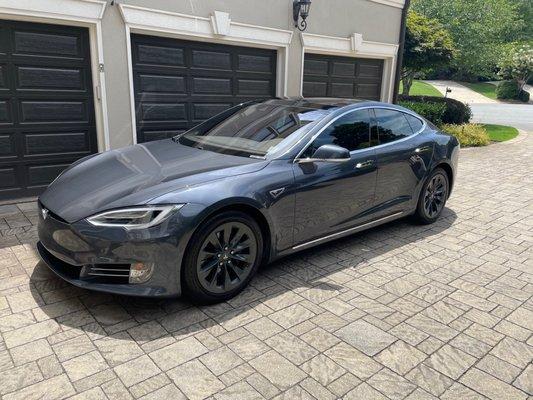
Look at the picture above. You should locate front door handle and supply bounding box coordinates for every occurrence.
[355,160,374,169]
[414,146,431,154]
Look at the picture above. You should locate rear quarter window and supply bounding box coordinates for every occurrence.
[404,114,424,133]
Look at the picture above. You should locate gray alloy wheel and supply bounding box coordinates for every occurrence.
[183,211,263,303]
[414,168,449,224]
[196,221,258,294]
[423,173,448,219]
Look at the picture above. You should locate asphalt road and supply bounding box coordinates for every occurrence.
[470,103,533,132]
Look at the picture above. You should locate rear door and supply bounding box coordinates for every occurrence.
[371,108,433,216]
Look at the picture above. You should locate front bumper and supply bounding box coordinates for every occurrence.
[37,203,199,298]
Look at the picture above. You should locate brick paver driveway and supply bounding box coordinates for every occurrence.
[1,134,532,400]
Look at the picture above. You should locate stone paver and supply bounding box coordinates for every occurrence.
[0,133,532,399]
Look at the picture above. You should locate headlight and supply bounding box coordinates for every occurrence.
[86,205,184,229]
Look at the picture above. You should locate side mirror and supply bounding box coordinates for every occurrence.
[298,144,351,163]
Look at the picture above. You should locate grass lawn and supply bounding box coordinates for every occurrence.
[462,82,498,100]
[481,124,519,142]
[400,80,443,97]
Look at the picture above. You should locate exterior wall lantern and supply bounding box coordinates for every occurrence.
[293,0,312,31]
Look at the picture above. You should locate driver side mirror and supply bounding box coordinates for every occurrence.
[298,144,351,163]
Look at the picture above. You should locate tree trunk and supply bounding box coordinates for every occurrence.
[402,73,414,95]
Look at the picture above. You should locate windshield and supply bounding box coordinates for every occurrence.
[178,102,329,158]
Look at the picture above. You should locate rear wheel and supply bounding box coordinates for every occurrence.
[413,168,449,224]
[183,211,263,304]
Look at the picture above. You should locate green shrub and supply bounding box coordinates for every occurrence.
[398,101,446,125]
[496,80,530,102]
[441,124,490,147]
[398,95,472,124]
[496,80,519,99]
[518,89,530,102]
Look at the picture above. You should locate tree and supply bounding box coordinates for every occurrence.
[402,11,454,95]
[411,0,524,79]
[498,44,533,92]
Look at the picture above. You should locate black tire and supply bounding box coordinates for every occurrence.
[413,168,449,225]
[182,211,263,304]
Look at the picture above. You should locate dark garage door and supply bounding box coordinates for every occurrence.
[303,53,383,100]
[0,20,97,200]
[131,34,277,143]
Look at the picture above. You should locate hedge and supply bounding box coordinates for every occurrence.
[440,124,490,147]
[398,101,447,125]
[398,95,472,125]
[496,80,530,102]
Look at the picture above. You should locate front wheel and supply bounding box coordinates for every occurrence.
[413,168,449,224]
[183,211,263,304]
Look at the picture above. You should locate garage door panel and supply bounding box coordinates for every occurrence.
[19,101,89,123]
[332,62,356,77]
[13,30,82,59]
[16,66,84,90]
[0,100,12,123]
[303,54,383,100]
[140,103,187,122]
[27,163,70,186]
[139,74,186,94]
[136,44,185,66]
[237,79,272,96]
[356,83,381,98]
[0,167,16,188]
[0,20,97,200]
[331,82,354,98]
[304,59,328,76]
[24,131,91,156]
[192,77,232,95]
[191,50,231,70]
[303,81,327,97]
[192,103,233,120]
[0,65,7,88]
[0,133,14,157]
[132,34,276,143]
[143,130,186,142]
[359,63,382,78]
[237,54,272,73]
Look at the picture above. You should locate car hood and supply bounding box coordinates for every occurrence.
[39,139,268,223]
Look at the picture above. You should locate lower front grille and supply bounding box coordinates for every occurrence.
[81,264,131,283]
[84,264,131,279]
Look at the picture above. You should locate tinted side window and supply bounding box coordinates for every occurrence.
[405,114,424,133]
[374,109,414,145]
[301,109,371,158]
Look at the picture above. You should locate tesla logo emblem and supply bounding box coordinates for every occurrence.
[269,188,285,199]
[41,208,49,220]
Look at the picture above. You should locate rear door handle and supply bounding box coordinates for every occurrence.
[355,160,374,169]
[414,146,431,154]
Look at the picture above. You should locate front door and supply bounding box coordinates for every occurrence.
[292,109,378,245]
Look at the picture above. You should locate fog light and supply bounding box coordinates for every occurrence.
[129,262,154,284]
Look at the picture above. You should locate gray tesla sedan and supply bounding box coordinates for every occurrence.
[37,98,459,302]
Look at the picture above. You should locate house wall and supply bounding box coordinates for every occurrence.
[0,0,404,151]
[101,0,402,148]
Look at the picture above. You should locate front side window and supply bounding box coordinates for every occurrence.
[374,108,414,145]
[301,109,372,158]
[178,102,329,157]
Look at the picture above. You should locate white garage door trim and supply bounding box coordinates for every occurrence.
[0,0,111,151]
[119,4,293,145]
[300,32,399,103]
